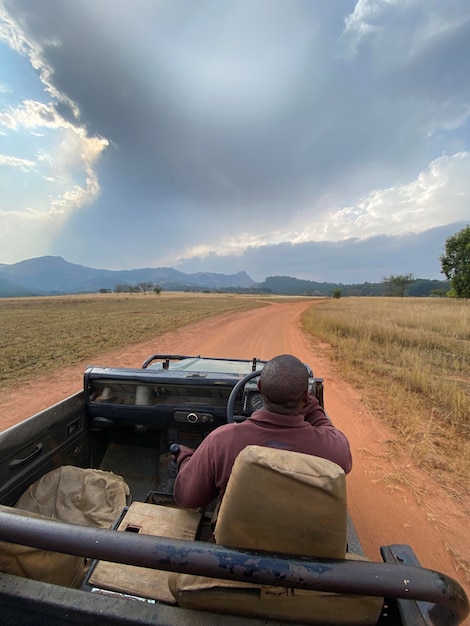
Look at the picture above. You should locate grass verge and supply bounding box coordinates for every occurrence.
[301,297,470,501]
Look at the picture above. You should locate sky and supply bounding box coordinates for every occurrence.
[0,0,469,284]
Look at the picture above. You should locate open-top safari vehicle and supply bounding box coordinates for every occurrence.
[0,354,468,625]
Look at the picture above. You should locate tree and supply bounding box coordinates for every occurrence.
[382,274,414,297]
[136,281,154,294]
[430,288,448,298]
[332,288,342,299]
[153,285,162,295]
[440,225,470,299]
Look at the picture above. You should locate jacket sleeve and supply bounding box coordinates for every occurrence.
[173,436,220,509]
[302,395,330,426]
[302,396,353,473]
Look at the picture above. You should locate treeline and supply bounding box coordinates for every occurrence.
[99,281,162,294]
[215,276,451,297]
[98,276,451,297]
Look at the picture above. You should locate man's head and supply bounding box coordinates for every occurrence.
[258,354,309,415]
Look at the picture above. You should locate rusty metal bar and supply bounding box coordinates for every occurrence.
[0,509,468,625]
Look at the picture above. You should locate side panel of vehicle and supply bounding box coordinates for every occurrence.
[0,393,89,505]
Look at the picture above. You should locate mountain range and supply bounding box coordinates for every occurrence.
[0,256,449,298]
[0,256,257,297]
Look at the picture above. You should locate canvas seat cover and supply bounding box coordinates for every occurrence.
[15,465,130,528]
[169,446,383,625]
[0,466,130,588]
[0,504,85,587]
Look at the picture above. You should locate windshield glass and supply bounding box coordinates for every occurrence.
[148,358,265,375]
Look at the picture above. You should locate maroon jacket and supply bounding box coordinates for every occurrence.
[173,396,352,509]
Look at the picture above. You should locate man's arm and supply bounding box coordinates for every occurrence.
[302,396,353,473]
[173,437,219,509]
[302,394,330,425]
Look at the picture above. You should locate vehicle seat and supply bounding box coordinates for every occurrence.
[0,466,130,588]
[169,445,383,625]
[15,465,130,528]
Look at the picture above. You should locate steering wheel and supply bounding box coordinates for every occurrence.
[226,370,262,424]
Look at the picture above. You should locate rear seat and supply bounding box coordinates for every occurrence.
[0,466,130,587]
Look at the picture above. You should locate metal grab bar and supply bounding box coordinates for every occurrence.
[0,509,467,625]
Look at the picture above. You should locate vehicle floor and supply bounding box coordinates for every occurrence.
[99,442,162,502]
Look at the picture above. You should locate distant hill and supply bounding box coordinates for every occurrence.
[261,276,340,296]
[0,275,36,297]
[0,257,450,298]
[0,256,257,296]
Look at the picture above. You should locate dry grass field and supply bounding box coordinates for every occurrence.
[302,297,470,501]
[0,292,269,386]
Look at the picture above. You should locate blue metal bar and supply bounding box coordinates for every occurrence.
[0,509,467,625]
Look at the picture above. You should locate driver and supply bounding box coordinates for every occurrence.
[173,353,352,509]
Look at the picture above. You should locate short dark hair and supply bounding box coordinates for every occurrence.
[259,354,308,407]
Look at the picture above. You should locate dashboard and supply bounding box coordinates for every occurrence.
[84,356,321,431]
[84,362,264,430]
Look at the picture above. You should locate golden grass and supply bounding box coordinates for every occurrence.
[0,292,270,386]
[301,297,470,500]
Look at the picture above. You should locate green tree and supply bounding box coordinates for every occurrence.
[429,288,448,298]
[382,274,414,297]
[440,225,470,299]
[153,285,162,295]
[332,288,342,299]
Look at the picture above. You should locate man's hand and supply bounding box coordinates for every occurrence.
[173,444,195,468]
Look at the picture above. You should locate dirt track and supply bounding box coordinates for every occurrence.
[1,300,469,618]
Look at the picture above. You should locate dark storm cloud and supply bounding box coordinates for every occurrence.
[10,0,470,207]
[3,1,470,278]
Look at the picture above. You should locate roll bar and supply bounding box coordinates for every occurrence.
[0,510,467,625]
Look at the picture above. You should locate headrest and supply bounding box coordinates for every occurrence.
[215,445,347,558]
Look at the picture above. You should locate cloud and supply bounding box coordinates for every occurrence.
[0,99,71,131]
[0,153,35,170]
[315,152,470,240]
[0,1,469,283]
[161,151,470,272]
[176,222,467,283]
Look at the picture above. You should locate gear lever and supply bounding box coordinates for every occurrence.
[168,443,180,480]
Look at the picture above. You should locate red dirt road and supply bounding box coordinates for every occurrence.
[1,300,469,618]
